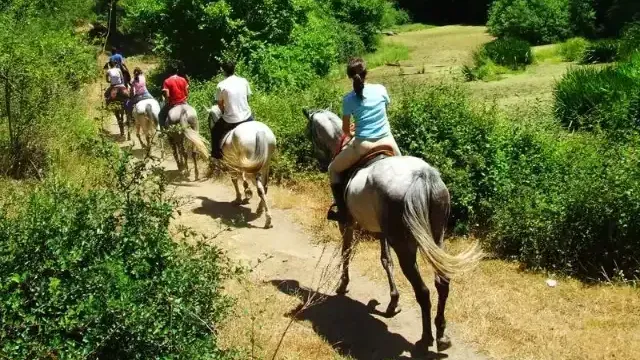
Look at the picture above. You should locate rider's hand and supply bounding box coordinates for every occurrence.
[343,124,351,137]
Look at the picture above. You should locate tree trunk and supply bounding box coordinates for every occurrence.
[108,0,119,46]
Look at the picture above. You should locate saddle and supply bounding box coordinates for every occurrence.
[342,144,396,191]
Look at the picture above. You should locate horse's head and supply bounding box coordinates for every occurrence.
[207,104,223,130]
[302,108,343,170]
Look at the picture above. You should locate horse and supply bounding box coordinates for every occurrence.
[165,104,210,180]
[208,105,277,229]
[303,108,483,354]
[105,86,131,140]
[131,98,160,152]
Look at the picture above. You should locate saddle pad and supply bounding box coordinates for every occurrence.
[343,145,396,198]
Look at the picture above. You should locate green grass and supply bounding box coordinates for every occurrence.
[364,41,410,68]
[387,23,435,33]
[534,44,563,63]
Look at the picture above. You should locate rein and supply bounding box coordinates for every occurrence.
[333,134,351,160]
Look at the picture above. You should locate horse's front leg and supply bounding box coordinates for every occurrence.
[255,173,272,229]
[192,150,199,181]
[336,222,354,295]
[231,175,243,205]
[379,236,401,317]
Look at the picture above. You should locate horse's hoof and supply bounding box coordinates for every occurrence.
[244,188,253,200]
[436,335,452,352]
[264,218,273,229]
[413,338,434,356]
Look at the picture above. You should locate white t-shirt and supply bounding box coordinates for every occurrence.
[107,68,124,86]
[215,75,252,123]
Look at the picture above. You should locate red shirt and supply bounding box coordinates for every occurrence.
[162,75,189,105]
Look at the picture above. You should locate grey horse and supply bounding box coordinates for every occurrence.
[303,108,483,354]
[165,104,209,180]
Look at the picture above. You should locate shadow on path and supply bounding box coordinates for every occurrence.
[193,196,259,228]
[268,279,447,360]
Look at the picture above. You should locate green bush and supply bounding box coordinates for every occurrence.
[569,0,596,38]
[482,38,534,68]
[554,65,640,131]
[329,0,389,51]
[618,22,640,59]
[381,1,411,29]
[487,0,572,45]
[391,85,499,233]
[0,155,238,359]
[559,37,589,61]
[489,128,640,280]
[581,39,619,63]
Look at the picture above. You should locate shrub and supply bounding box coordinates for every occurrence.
[0,155,238,358]
[581,39,619,63]
[554,65,640,131]
[482,38,534,68]
[569,0,597,38]
[487,0,572,45]
[381,1,411,29]
[618,22,640,60]
[559,37,589,61]
[390,85,499,233]
[329,0,389,51]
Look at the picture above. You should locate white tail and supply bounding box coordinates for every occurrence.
[179,109,209,159]
[403,169,483,279]
[223,130,269,174]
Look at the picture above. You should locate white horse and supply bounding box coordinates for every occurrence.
[208,105,277,229]
[131,98,160,151]
[303,108,483,355]
[166,104,210,180]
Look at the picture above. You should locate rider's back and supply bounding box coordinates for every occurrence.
[342,84,391,140]
[216,75,252,124]
[163,75,188,105]
[107,68,124,86]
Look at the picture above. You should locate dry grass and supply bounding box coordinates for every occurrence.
[218,278,349,360]
[268,180,640,360]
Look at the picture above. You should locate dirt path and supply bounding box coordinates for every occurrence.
[104,111,488,360]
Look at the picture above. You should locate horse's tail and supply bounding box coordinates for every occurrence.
[402,167,483,279]
[227,130,269,174]
[145,103,158,127]
[179,109,210,159]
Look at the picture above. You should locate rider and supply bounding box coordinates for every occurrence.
[105,47,131,88]
[327,57,401,222]
[104,60,128,104]
[129,67,153,109]
[211,60,254,159]
[159,65,189,129]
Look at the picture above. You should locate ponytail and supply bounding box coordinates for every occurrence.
[353,74,364,100]
[347,58,367,100]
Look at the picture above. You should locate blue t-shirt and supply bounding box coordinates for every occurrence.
[110,54,124,65]
[342,84,391,139]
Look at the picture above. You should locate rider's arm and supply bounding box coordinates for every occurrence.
[215,85,225,113]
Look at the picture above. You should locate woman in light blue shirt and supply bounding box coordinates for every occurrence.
[327,58,401,222]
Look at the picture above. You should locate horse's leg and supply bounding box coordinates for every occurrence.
[336,222,354,295]
[430,189,452,352]
[179,137,189,174]
[242,172,253,202]
[394,239,434,353]
[169,137,181,170]
[116,111,125,137]
[231,175,243,205]
[192,149,199,181]
[379,236,401,317]
[255,173,272,229]
[136,120,145,150]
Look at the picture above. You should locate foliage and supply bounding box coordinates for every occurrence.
[329,0,388,51]
[559,37,590,61]
[0,6,98,179]
[391,85,499,233]
[0,154,238,359]
[553,64,640,131]
[581,39,619,63]
[487,0,572,45]
[396,0,494,25]
[463,38,532,81]
[618,22,640,59]
[568,0,597,38]
[381,1,411,29]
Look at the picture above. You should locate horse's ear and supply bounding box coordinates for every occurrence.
[302,108,311,120]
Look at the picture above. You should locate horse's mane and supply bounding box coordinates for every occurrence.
[307,109,341,168]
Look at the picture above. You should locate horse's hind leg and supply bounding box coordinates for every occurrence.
[336,223,354,295]
[255,173,272,229]
[231,175,243,205]
[242,173,253,202]
[192,150,199,180]
[393,239,434,354]
[430,187,452,352]
[379,236,401,317]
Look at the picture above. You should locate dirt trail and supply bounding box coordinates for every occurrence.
[104,111,488,360]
